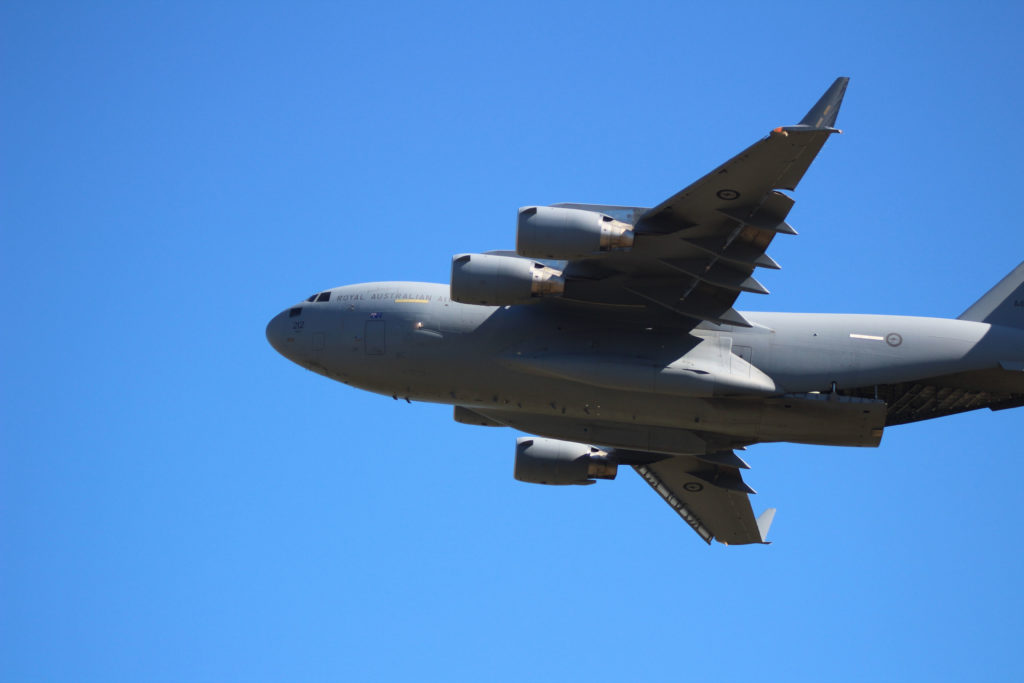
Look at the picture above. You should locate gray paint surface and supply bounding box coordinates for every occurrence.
[266,78,1024,545]
[266,279,1024,544]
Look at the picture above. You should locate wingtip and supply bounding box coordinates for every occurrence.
[797,77,850,129]
[756,507,777,543]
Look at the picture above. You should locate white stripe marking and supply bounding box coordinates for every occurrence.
[849,333,884,341]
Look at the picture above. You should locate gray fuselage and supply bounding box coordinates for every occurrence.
[266,281,1024,454]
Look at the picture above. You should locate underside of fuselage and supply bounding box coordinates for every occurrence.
[266,281,1024,457]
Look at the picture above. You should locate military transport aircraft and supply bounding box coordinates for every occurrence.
[266,78,1024,545]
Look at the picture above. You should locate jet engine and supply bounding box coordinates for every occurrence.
[450,253,564,306]
[516,206,634,260]
[513,437,618,486]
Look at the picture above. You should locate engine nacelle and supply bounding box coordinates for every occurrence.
[514,437,618,486]
[450,253,564,306]
[516,206,634,260]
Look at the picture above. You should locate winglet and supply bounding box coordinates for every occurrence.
[756,507,777,543]
[797,77,850,129]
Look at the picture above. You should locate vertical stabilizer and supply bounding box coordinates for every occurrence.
[959,262,1024,329]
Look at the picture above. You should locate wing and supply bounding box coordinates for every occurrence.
[551,77,850,329]
[460,407,775,545]
[629,453,775,545]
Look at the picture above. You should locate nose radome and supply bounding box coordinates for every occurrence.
[266,311,289,356]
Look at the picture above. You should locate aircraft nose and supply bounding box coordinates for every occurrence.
[266,310,290,356]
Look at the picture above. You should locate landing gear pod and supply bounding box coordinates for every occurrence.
[450,253,564,306]
[514,437,618,485]
[516,206,634,260]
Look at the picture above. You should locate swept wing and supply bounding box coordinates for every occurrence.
[550,78,849,329]
[464,407,777,545]
[633,456,775,545]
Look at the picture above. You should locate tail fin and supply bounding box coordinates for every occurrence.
[959,262,1024,328]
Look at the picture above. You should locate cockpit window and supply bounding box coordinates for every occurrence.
[289,307,303,317]
[306,294,317,302]
[316,291,331,302]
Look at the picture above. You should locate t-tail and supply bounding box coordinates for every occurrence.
[959,261,1024,329]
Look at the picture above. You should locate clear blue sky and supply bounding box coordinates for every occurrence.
[2,2,1023,681]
